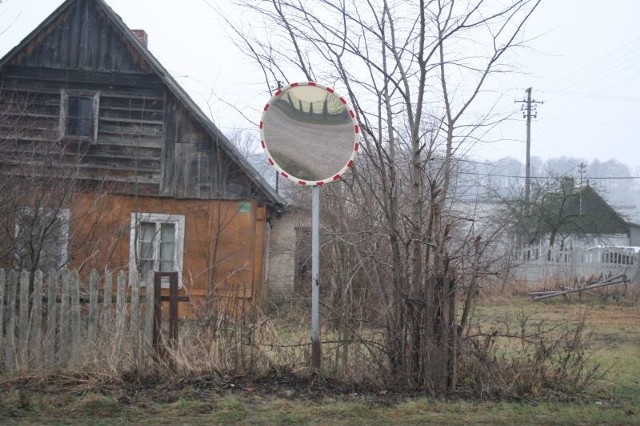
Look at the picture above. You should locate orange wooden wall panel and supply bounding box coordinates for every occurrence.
[61,192,266,307]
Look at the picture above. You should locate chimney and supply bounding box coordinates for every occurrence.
[131,29,148,48]
[561,177,575,194]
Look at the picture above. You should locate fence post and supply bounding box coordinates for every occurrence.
[168,272,179,347]
[144,270,155,359]
[115,271,127,367]
[70,271,81,369]
[0,270,5,369]
[59,270,70,368]
[130,275,140,368]
[31,271,43,368]
[102,271,112,350]
[88,270,99,348]
[152,271,180,360]
[4,270,17,372]
[153,272,163,360]
[45,270,57,370]
[19,270,30,370]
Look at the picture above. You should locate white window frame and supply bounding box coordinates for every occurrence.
[14,207,70,270]
[129,212,185,288]
[59,90,100,143]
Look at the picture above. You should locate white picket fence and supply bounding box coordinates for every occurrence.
[513,246,640,283]
[0,269,158,374]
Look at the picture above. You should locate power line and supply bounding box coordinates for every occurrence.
[457,172,640,180]
[542,38,640,93]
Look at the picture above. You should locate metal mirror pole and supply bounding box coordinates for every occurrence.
[260,81,358,370]
[311,185,321,368]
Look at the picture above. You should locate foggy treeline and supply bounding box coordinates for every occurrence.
[238,141,640,222]
[243,148,640,219]
[454,156,640,215]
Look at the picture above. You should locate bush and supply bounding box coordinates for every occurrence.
[457,309,603,399]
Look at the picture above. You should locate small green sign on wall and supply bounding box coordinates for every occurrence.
[238,201,251,214]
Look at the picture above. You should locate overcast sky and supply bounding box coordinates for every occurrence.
[1,0,639,174]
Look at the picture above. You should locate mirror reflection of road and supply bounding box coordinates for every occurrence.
[264,105,355,181]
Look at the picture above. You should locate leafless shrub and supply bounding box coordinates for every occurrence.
[458,310,603,399]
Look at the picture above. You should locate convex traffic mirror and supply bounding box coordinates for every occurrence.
[260,82,359,185]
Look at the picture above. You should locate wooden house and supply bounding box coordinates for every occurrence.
[514,179,640,282]
[0,0,284,314]
[521,178,640,250]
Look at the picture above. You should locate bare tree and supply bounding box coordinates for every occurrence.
[224,0,541,392]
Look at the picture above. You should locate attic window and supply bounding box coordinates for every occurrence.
[60,90,99,143]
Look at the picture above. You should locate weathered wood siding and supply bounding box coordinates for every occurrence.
[0,66,164,193]
[160,99,258,200]
[10,0,151,73]
[0,0,267,202]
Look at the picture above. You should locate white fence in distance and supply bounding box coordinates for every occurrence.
[513,246,640,283]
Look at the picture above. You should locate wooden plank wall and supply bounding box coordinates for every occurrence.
[0,0,265,201]
[11,0,151,73]
[0,69,263,200]
[0,65,165,194]
[62,194,268,307]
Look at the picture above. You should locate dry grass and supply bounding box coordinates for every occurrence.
[1,286,639,424]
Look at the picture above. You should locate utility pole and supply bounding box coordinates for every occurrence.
[578,162,586,215]
[516,87,543,205]
[578,162,587,187]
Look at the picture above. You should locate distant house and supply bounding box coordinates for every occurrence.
[521,178,640,250]
[514,178,640,282]
[0,0,284,313]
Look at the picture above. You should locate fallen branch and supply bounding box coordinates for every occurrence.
[530,274,627,301]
